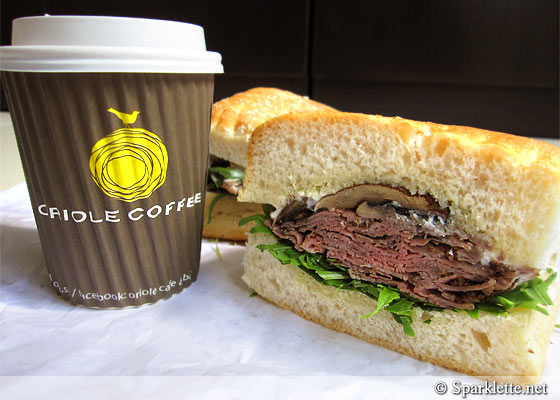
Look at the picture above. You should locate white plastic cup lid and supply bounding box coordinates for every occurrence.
[0,15,223,73]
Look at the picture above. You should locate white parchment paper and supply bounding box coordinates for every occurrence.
[1,183,559,397]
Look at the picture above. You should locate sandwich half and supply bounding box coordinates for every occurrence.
[238,112,560,383]
[203,87,335,241]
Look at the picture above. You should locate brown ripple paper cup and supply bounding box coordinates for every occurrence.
[1,16,223,307]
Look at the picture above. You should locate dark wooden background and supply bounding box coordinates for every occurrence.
[2,0,558,138]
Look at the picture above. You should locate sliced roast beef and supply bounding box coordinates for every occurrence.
[270,198,537,309]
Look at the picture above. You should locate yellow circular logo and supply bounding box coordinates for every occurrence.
[90,108,168,202]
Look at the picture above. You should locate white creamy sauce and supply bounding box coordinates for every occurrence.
[269,207,282,219]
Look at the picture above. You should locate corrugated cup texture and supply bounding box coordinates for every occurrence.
[1,72,214,307]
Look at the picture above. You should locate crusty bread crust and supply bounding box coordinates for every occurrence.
[205,88,334,240]
[239,112,560,269]
[243,233,560,384]
[202,191,262,241]
[210,88,336,166]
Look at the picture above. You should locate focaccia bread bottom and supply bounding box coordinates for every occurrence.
[202,191,262,241]
[243,233,560,384]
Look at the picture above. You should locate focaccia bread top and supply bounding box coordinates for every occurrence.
[210,87,335,166]
[239,111,560,270]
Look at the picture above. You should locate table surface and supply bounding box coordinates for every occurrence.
[1,111,559,397]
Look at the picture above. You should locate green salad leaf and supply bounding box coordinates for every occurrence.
[206,193,226,224]
[465,308,479,319]
[361,286,400,319]
[239,213,273,235]
[246,211,558,337]
[208,166,244,190]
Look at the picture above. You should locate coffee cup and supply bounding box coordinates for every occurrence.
[1,15,223,307]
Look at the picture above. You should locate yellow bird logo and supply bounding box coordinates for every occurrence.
[89,108,168,202]
[107,108,140,127]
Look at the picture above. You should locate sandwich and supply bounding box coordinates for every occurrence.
[238,111,560,383]
[203,87,335,241]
